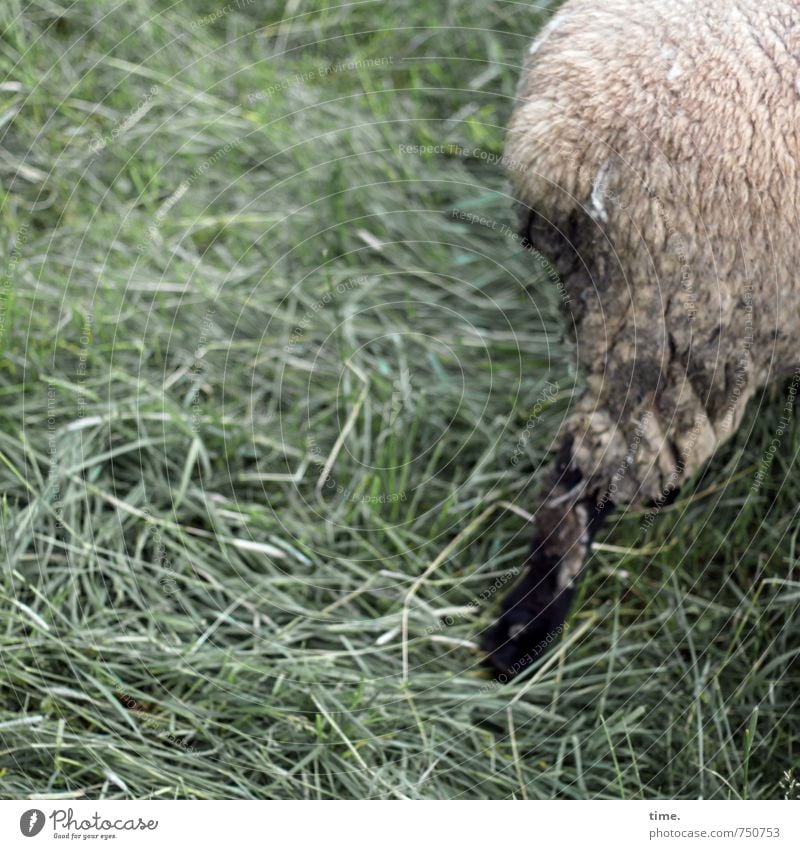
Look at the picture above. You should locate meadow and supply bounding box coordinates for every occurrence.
[0,0,798,799]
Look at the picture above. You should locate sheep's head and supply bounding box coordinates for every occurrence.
[483,456,612,679]
[483,556,579,679]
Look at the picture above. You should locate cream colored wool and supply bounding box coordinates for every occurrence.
[507,0,800,506]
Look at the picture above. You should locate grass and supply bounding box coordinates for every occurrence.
[0,0,798,800]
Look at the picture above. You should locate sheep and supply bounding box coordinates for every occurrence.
[483,0,800,676]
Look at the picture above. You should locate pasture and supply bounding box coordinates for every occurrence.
[0,0,798,799]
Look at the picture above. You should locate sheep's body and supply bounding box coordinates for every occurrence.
[486,0,800,674]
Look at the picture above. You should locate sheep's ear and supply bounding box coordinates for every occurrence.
[519,203,589,257]
[517,204,596,304]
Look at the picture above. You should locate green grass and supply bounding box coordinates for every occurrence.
[0,0,798,800]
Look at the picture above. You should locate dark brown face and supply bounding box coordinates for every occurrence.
[482,450,615,680]
[482,550,578,680]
